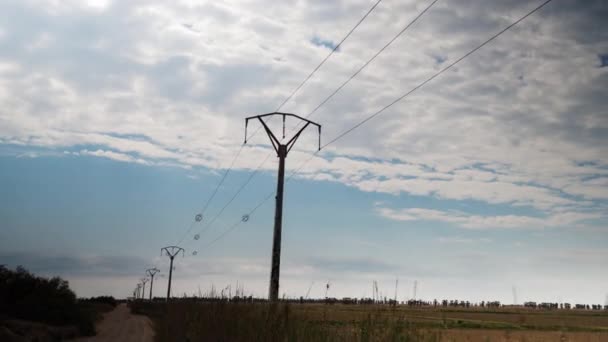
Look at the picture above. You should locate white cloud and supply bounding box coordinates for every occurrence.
[0,0,606,225]
[437,237,492,244]
[77,149,151,165]
[376,206,602,230]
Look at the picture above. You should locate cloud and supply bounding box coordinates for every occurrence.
[376,206,602,230]
[437,237,492,244]
[0,252,149,277]
[310,36,339,50]
[305,256,397,274]
[0,0,606,229]
[76,149,151,165]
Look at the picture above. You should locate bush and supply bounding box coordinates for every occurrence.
[0,265,96,336]
[80,295,118,307]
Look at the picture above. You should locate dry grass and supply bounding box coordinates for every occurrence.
[130,301,608,342]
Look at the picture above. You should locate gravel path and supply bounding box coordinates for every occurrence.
[74,303,154,342]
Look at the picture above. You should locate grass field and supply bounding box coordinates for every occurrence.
[130,300,608,341]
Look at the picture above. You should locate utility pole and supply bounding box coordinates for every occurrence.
[394,278,399,304]
[161,246,185,302]
[245,112,321,301]
[146,267,160,301]
[136,283,142,300]
[141,278,149,301]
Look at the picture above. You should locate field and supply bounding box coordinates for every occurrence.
[130,300,608,341]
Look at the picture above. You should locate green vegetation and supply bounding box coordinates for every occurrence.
[0,265,97,336]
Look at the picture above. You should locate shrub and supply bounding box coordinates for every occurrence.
[0,265,96,336]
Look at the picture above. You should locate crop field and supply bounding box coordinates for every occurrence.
[130,301,608,341]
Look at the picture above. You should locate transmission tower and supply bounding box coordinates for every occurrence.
[146,267,160,301]
[136,283,142,300]
[305,281,314,300]
[141,277,149,301]
[244,112,321,301]
[413,280,418,300]
[161,246,185,301]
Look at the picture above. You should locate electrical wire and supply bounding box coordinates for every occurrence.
[179,0,385,246]
[190,0,442,248]
[189,151,273,241]
[199,0,556,250]
[323,0,554,148]
[305,0,440,121]
[274,0,384,112]
[176,144,246,245]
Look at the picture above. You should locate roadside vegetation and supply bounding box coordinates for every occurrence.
[131,299,608,342]
[0,265,115,340]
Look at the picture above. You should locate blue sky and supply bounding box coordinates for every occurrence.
[0,0,607,304]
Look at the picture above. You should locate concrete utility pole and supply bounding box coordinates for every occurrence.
[245,112,321,301]
[141,278,149,301]
[146,267,160,301]
[161,246,184,301]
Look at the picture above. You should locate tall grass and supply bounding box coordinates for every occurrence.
[131,300,441,341]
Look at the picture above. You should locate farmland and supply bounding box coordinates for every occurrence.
[130,300,608,341]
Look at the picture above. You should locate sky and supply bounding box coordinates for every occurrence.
[0,0,607,304]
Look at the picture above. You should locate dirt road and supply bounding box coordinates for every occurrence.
[75,303,154,342]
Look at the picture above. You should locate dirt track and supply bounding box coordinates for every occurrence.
[75,303,154,342]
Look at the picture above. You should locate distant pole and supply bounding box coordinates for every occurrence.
[161,246,185,302]
[141,278,149,301]
[136,284,142,299]
[146,267,160,301]
[245,112,321,301]
[394,278,399,304]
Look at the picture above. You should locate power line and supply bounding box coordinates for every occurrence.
[189,0,443,251]
[323,0,555,148]
[198,152,318,252]
[202,188,275,251]
[198,0,556,249]
[274,0,384,112]
[190,0,442,246]
[189,151,273,241]
[178,1,384,246]
[305,0,440,121]
[176,144,245,245]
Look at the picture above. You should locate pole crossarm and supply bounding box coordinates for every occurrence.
[161,246,185,258]
[146,267,160,277]
[244,112,321,154]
